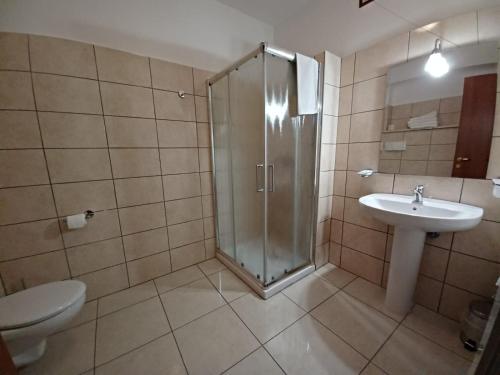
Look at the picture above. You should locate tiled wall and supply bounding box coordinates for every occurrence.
[0,33,215,300]
[325,7,500,321]
[315,51,341,268]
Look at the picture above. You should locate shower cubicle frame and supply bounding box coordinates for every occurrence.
[207,42,323,298]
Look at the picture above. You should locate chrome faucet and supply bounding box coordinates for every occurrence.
[413,185,424,204]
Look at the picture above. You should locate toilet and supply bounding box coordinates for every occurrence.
[0,280,86,367]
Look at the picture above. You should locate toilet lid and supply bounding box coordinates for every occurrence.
[0,280,86,330]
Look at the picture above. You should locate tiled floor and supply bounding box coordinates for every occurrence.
[20,261,476,375]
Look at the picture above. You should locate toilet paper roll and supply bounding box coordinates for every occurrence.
[66,213,87,230]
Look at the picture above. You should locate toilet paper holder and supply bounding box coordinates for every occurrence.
[84,210,95,219]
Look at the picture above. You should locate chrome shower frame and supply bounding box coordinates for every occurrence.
[207,42,323,299]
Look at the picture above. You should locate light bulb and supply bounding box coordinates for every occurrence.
[425,39,449,78]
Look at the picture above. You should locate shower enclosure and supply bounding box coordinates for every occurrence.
[208,43,322,298]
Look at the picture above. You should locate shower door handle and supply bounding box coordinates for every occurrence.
[256,164,264,192]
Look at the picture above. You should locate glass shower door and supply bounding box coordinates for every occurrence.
[264,54,317,284]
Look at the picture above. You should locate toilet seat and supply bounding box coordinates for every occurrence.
[0,280,86,330]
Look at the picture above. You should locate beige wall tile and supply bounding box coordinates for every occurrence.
[46,149,111,183]
[461,179,500,221]
[66,237,125,276]
[446,252,499,297]
[414,275,443,311]
[439,284,485,321]
[404,130,432,145]
[166,197,202,225]
[350,110,383,143]
[0,219,63,261]
[39,112,107,148]
[195,95,209,123]
[345,171,393,199]
[150,58,193,93]
[478,6,500,41]
[0,71,35,110]
[400,160,427,175]
[100,82,154,117]
[323,51,341,87]
[322,115,339,144]
[317,196,333,223]
[352,76,386,114]
[320,143,335,171]
[420,245,449,281]
[0,185,56,225]
[203,217,215,239]
[331,195,344,221]
[168,219,204,248]
[53,180,116,216]
[123,227,169,261]
[427,161,453,177]
[114,176,163,207]
[95,46,151,86]
[316,219,331,245]
[0,32,29,70]
[160,148,199,174]
[347,142,380,171]
[453,220,500,262]
[0,150,49,187]
[163,173,201,200]
[197,122,211,147]
[354,33,409,82]
[170,240,205,270]
[30,35,97,78]
[0,111,41,149]
[333,170,346,196]
[429,144,455,161]
[109,148,160,178]
[201,195,214,217]
[340,54,355,87]
[193,68,213,96]
[338,85,352,116]
[154,90,196,121]
[77,264,129,300]
[0,250,69,293]
[319,171,334,197]
[118,202,166,235]
[157,120,197,147]
[205,238,216,259]
[32,73,101,113]
[199,148,212,172]
[402,145,430,161]
[378,159,400,174]
[342,223,387,259]
[393,175,463,202]
[61,209,120,247]
[330,219,343,244]
[315,243,330,267]
[329,242,341,265]
[323,84,339,116]
[127,251,171,285]
[486,136,500,179]
[341,247,383,284]
[343,197,387,232]
[105,116,158,147]
[335,144,347,170]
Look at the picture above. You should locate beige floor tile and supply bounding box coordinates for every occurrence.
[175,305,259,375]
[95,334,186,375]
[198,257,227,275]
[315,264,357,288]
[55,300,97,333]
[160,277,225,329]
[95,297,170,366]
[311,291,398,358]
[154,265,204,294]
[403,305,474,360]
[361,363,387,374]
[373,326,471,375]
[208,269,251,302]
[282,273,338,311]
[265,315,367,375]
[20,321,95,375]
[98,281,158,317]
[231,292,305,344]
[224,347,284,375]
[344,278,405,322]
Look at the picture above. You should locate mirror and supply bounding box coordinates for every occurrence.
[379,41,498,178]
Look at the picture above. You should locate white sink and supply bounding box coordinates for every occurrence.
[359,193,483,232]
[359,193,483,315]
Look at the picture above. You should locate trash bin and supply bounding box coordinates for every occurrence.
[460,300,493,352]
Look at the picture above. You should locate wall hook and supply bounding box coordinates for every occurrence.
[178,91,185,98]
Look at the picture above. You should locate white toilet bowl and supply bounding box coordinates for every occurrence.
[0,280,86,367]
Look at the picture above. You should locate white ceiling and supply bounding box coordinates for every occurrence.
[218,0,500,57]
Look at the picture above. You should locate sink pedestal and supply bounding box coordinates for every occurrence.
[385,226,426,315]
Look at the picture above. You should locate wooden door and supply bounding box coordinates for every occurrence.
[452,73,497,178]
[0,335,17,375]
